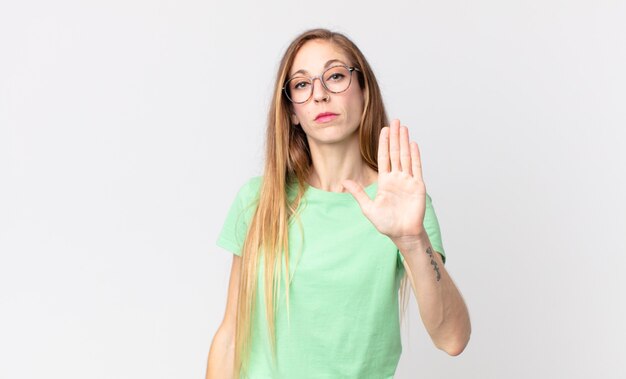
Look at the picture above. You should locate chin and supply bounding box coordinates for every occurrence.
[310,127,359,145]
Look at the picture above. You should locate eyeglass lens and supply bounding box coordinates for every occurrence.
[285,66,353,103]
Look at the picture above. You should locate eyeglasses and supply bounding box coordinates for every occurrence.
[283,65,361,104]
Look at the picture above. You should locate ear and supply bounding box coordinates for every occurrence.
[290,113,300,125]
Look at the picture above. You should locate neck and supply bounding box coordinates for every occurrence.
[306,133,377,193]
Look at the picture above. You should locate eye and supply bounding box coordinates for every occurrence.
[289,78,310,91]
[328,73,345,81]
[324,67,348,82]
[294,81,310,89]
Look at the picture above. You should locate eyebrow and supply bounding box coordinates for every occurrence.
[290,59,348,78]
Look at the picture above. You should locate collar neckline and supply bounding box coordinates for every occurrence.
[304,180,378,201]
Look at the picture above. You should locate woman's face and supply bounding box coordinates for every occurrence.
[288,39,365,145]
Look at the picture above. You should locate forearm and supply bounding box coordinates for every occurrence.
[206,327,235,379]
[393,231,471,356]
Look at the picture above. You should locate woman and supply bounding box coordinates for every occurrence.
[206,28,471,379]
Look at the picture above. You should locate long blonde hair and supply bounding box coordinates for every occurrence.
[233,28,411,378]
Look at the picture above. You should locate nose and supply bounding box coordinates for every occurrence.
[311,77,329,102]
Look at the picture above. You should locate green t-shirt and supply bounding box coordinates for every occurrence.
[216,176,446,379]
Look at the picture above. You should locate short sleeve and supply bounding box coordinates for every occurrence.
[398,192,446,265]
[216,177,262,256]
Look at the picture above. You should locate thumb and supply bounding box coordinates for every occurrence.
[342,180,373,212]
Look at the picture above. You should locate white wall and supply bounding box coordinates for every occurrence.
[1,0,624,378]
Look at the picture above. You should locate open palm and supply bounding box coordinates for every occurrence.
[343,119,427,239]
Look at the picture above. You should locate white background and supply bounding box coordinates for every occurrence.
[1,0,625,378]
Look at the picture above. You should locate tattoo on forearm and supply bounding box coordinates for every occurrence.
[426,246,441,281]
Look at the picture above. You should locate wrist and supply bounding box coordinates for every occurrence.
[391,229,430,255]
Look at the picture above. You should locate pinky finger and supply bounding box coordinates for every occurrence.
[410,142,423,180]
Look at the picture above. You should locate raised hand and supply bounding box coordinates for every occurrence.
[342,119,427,240]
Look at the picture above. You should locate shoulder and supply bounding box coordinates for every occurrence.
[247,175,263,189]
[242,175,263,194]
[235,175,263,204]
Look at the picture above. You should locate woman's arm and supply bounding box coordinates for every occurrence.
[342,119,471,355]
[394,233,471,356]
[206,326,235,379]
[206,254,241,379]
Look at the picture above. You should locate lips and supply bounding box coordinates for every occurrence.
[315,112,338,121]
